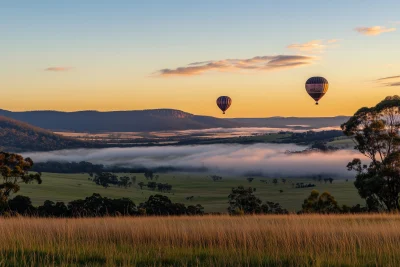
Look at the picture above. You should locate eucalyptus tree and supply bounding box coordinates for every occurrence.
[342,96,400,211]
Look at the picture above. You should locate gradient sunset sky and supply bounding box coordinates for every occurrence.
[1,1,399,117]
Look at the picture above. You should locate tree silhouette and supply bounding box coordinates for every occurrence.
[144,170,154,180]
[342,96,400,211]
[301,190,341,213]
[0,152,42,206]
[91,172,118,188]
[228,186,262,215]
[147,181,157,190]
[138,182,145,190]
[8,195,35,215]
[211,175,222,182]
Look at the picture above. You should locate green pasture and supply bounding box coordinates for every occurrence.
[20,172,363,212]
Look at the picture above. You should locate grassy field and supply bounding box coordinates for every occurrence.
[1,214,400,266]
[327,136,354,148]
[20,172,363,212]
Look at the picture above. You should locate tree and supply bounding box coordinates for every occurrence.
[281,178,287,184]
[8,195,36,215]
[342,96,400,211]
[328,178,334,184]
[144,170,154,180]
[138,181,145,190]
[247,177,254,183]
[118,176,132,188]
[139,195,188,216]
[38,200,68,217]
[211,175,222,182]
[186,204,204,215]
[228,186,262,215]
[157,183,172,193]
[0,152,42,206]
[311,142,336,152]
[301,190,341,214]
[147,181,157,190]
[91,172,118,188]
[261,201,288,214]
[68,193,137,217]
[272,179,278,186]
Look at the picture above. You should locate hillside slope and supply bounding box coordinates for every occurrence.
[0,109,241,132]
[0,116,88,152]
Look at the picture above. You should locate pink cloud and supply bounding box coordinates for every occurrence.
[355,26,396,36]
[45,67,74,72]
[158,55,316,76]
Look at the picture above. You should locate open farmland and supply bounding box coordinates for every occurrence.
[20,172,362,212]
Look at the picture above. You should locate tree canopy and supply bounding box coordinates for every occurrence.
[342,96,400,211]
[0,152,42,205]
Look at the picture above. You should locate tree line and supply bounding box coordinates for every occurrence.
[31,161,177,174]
[4,193,205,217]
[280,130,344,145]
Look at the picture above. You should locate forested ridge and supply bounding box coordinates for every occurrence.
[0,116,88,152]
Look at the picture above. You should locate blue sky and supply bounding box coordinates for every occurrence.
[1,1,399,116]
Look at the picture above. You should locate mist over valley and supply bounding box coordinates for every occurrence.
[23,144,363,178]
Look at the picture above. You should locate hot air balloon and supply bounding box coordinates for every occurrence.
[216,96,232,114]
[305,77,329,105]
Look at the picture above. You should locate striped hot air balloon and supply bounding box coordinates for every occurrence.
[305,77,329,105]
[216,96,232,114]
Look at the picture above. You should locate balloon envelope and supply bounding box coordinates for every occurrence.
[305,77,329,105]
[216,96,232,114]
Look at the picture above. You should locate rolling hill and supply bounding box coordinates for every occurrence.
[0,116,88,152]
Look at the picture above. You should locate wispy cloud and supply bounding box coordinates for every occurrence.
[287,39,338,53]
[377,75,400,81]
[376,75,400,87]
[355,26,396,36]
[45,67,73,72]
[157,55,316,76]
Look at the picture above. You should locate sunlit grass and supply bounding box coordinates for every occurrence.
[1,214,400,266]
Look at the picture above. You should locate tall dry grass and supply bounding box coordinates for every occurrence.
[0,214,399,266]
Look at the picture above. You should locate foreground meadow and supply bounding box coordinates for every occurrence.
[1,214,400,266]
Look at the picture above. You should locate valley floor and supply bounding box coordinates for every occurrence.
[1,214,399,266]
[21,172,362,212]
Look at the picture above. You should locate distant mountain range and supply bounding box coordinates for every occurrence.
[0,109,349,133]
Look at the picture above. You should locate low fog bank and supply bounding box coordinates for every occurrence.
[22,144,364,178]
